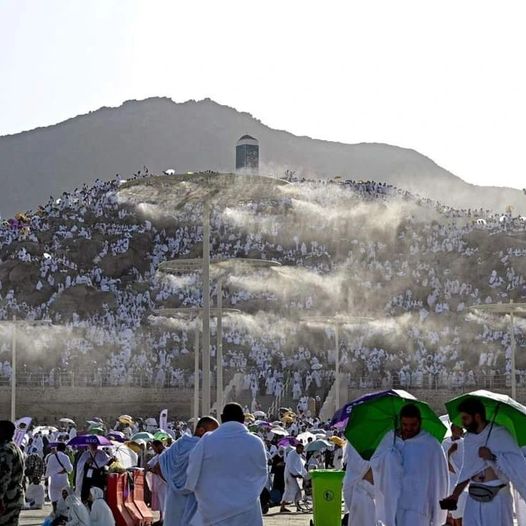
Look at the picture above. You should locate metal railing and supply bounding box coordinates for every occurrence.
[345,373,518,391]
[0,371,520,391]
[0,368,237,389]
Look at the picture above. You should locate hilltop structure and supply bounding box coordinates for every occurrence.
[235,134,259,174]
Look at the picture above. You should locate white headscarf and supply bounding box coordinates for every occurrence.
[55,486,71,516]
[65,493,90,526]
[89,487,115,526]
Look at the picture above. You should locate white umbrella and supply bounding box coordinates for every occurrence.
[112,443,138,468]
[33,426,58,435]
[311,363,323,370]
[269,427,288,437]
[297,431,316,444]
[253,410,267,419]
[59,418,76,426]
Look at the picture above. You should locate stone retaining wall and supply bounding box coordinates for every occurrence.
[0,387,194,423]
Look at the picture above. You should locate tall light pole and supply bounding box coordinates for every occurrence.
[301,315,372,412]
[11,317,16,422]
[120,171,289,414]
[216,280,223,410]
[202,201,211,415]
[469,301,526,399]
[0,318,52,421]
[210,259,281,409]
[158,257,281,411]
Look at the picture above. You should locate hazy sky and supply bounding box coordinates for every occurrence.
[1,0,525,189]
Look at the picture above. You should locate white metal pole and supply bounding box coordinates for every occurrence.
[335,325,340,412]
[11,316,17,422]
[202,201,211,415]
[216,280,224,412]
[193,325,200,423]
[511,312,517,400]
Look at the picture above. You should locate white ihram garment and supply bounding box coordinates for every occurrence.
[371,430,448,526]
[146,454,167,513]
[442,436,467,519]
[457,425,526,526]
[159,434,200,526]
[46,451,73,502]
[282,450,306,503]
[343,444,376,526]
[186,421,268,525]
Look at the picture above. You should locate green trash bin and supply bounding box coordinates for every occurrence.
[310,469,345,526]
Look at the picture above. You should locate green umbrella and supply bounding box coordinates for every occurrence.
[445,389,526,447]
[153,431,170,441]
[131,432,154,441]
[345,389,447,460]
[87,425,105,436]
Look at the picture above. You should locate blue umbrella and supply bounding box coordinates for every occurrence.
[331,390,398,428]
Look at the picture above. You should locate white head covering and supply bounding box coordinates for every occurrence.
[89,487,115,526]
[66,493,90,526]
[90,486,104,500]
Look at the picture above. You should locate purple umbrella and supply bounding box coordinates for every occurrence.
[107,431,126,442]
[278,436,299,447]
[330,390,398,429]
[68,434,112,447]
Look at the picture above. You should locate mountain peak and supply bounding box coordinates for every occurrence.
[0,98,523,217]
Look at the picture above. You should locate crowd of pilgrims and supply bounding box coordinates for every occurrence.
[8,408,344,521]
[0,172,525,406]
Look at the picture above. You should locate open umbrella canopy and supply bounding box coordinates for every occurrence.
[345,389,447,460]
[253,411,266,419]
[249,421,271,433]
[446,390,526,447]
[278,436,299,447]
[153,431,170,441]
[297,431,316,444]
[107,431,126,442]
[68,435,112,447]
[88,425,105,436]
[118,415,134,425]
[306,439,332,453]
[329,436,345,448]
[125,441,142,454]
[59,418,76,426]
[111,443,138,468]
[332,390,400,429]
[244,413,256,424]
[131,432,154,442]
[269,426,288,437]
[254,420,271,428]
[33,426,58,435]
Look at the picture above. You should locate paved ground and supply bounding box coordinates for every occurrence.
[22,504,521,526]
[20,504,314,525]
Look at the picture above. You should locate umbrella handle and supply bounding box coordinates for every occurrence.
[484,403,500,447]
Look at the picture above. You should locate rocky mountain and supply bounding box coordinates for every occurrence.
[0,97,524,217]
